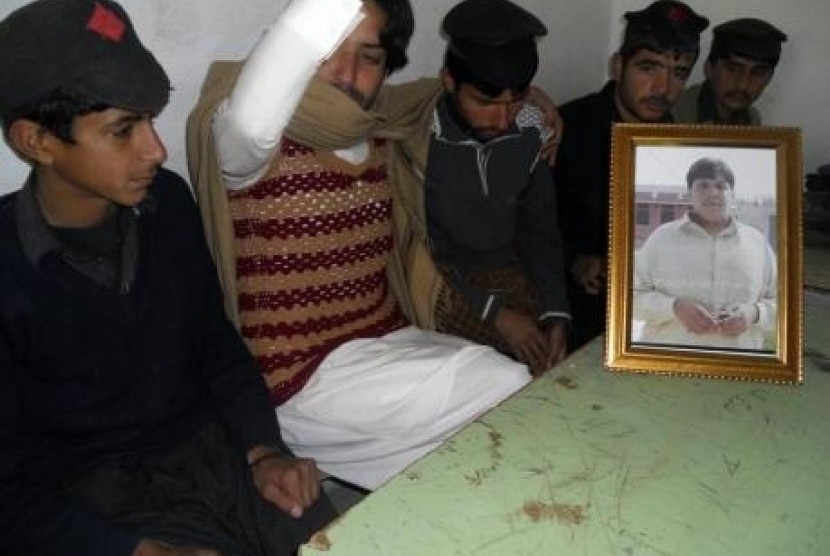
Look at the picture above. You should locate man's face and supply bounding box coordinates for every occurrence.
[705,55,773,117]
[442,73,526,142]
[40,108,166,211]
[614,49,696,122]
[689,174,734,229]
[316,1,388,109]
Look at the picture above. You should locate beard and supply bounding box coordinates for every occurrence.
[722,90,753,108]
[616,86,671,123]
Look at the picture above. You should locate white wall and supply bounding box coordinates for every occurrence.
[1,0,826,195]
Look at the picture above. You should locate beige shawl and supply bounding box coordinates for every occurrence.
[185,61,443,328]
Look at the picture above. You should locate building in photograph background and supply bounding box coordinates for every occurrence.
[634,184,777,251]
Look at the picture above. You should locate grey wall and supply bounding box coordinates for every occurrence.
[0,0,826,195]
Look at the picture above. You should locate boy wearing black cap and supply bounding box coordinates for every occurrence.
[0,1,333,555]
[553,0,708,350]
[422,0,570,373]
[674,18,788,125]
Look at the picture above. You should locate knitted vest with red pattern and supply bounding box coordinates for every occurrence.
[228,137,407,406]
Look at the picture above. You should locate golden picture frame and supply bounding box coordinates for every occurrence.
[605,124,803,384]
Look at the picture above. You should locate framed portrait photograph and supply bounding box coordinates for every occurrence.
[605,124,803,384]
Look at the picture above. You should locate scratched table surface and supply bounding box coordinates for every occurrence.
[302,296,830,556]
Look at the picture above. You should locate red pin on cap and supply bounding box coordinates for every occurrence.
[86,2,125,42]
[666,5,690,23]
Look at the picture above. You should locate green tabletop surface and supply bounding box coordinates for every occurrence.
[302,294,830,556]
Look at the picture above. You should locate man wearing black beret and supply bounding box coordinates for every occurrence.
[674,18,788,125]
[0,1,334,555]
[553,0,708,350]
[421,0,571,374]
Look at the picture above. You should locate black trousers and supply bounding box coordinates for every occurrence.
[565,275,607,352]
[68,420,336,556]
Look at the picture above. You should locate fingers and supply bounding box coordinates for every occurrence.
[494,308,553,373]
[582,270,605,295]
[686,308,716,333]
[546,326,567,368]
[690,314,717,333]
[302,459,320,505]
[539,140,561,166]
[262,479,304,518]
[517,331,548,373]
[718,314,748,336]
[582,276,602,295]
[674,299,753,337]
[674,299,717,334]
[548,346,566,367]
[539,124,561,166]
[254,457,320,518]
[284,458,319,511]
[572,256,606,295]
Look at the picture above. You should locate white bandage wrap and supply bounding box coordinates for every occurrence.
[212,0,364,190]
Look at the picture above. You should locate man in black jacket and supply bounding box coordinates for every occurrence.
[0,1,334,555]
[426,0,571,374]
[553,0,708,350]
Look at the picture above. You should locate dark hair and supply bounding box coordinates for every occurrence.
[443,38,537,97]
[686,157,735,189]
[2,87,109,144]
[372,0,414,74]
[619,42,699,67]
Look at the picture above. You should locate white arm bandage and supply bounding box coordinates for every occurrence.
[212,0,364,190]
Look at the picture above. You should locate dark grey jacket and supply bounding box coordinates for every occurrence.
[425,94,570,324]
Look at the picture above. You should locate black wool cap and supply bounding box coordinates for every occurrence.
[711,18,788,67]
[0,0,170,122]
[622,0,709,55]
[442,0,547,90]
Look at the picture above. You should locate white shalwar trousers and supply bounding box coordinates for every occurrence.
[276,326,530,489]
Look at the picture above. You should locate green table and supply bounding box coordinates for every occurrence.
[302,294,830,556]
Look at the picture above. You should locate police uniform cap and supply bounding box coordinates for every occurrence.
[442,0,546,46]
[714,18,787,43]
[0,0,170,122]
[711,18,787,66]
[623,0,709,53]
[442,0,547,89]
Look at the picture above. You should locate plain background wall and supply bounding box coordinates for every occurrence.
[0,0,827,195]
